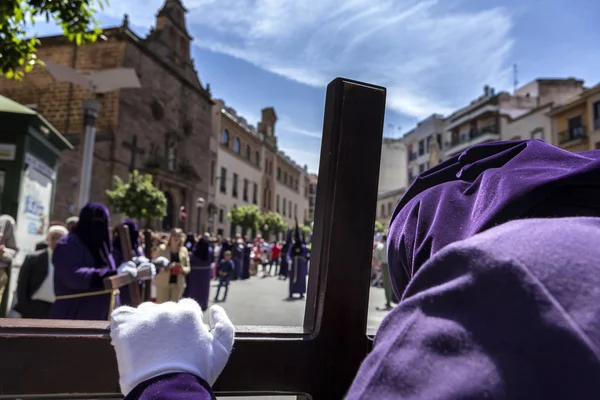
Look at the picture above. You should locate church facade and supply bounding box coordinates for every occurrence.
[0,0,217,233]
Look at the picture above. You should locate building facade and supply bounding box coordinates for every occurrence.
[548,83,600,152]
[0,0,216,233]
[401,114,445,185]
[213,101,311,237]
[376,187,406,232]
[308,173,318,221]
[444,79,584,159]
[378,138,407,194]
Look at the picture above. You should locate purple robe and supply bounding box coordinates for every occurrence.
[288,245,308,295]
[241,244,251,280]
[51,233,118,320]
[232,244,243,279]
[125,373,215,400]
[188,247,214,311]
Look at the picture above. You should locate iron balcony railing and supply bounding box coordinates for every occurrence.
[558,125,586,144]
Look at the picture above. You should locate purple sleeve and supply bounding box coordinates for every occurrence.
[346,217,600,399]
[52,236,115,290]
[125,373,216,400]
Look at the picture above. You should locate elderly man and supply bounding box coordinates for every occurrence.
[14,225,69,319]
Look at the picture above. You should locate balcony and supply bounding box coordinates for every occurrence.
[445,125,500,157]
[408,151,417,162]
[594,119,600,130]
[558,126,586,144]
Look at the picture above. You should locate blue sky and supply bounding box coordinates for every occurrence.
[29,0,600,173]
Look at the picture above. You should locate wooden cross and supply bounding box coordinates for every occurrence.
[122,135,146,172]
[103,224,153,307]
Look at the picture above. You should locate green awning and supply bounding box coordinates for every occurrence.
[0,95,73,150]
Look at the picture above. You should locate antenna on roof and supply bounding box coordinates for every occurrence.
[513,64,518,93]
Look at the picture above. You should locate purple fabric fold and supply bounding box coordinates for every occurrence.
[125,373,215,400]
[347,217,600,399]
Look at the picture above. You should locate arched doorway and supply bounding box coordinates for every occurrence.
[162,191,174,231]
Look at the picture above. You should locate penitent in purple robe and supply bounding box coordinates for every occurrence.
[232,243,243,280]
[51,233,118,320]
[188,247,214,311]
[288,245,309,295]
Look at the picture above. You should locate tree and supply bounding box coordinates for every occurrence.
[259,211,286,238]
[227,205,261,235]
[105,170,167,222]
[374,220,385,234]
[0,0,108,79]
[299,224,312,241]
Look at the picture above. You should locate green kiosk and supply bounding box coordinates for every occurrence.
[0,95,73,317]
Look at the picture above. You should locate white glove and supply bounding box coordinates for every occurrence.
[138,261,156,278]
[117,261,138,278]
[110,300,235,396]
[152,256,170,268]
[132,256,150,265]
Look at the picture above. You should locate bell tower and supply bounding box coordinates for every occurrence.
[155,0,192,62]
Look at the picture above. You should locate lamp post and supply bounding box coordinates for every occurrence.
[196,197,205,234]
[76,99,101,210]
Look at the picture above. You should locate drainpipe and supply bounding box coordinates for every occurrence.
[63,43,78,134]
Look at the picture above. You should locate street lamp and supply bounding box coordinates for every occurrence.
[196,197,205,234]
[43,61,141,211]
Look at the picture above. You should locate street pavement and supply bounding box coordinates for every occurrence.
[209,271,389,330]
[216,270,390,400]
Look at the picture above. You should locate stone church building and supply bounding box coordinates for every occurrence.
[0,0,217,232]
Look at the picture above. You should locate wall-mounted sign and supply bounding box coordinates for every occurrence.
[0,144,16,161]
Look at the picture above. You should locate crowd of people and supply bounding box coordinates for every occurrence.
[0,202,311,321]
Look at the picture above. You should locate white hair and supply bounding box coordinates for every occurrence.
[47,225,68,237]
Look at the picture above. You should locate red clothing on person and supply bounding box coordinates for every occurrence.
[270,245,281,259]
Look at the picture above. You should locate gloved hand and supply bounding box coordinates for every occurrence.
[117,261,138,278]
[132,256,150,265]
[110,300,235,396]
[138,261,156,278]
[152,256,170,268]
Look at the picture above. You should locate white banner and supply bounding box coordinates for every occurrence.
[14,153,54,266]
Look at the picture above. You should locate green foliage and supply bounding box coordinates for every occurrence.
[259,211,286,237]
[0,0,108,79]
[299,224,312,240]
[227,205,262,234]
[105,170,167,221]
[374,220,385,234]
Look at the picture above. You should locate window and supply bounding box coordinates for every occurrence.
[289,200,292,217]
[221,129,229,145]
[294,204,298,219]
[380,204,385,217]
[419,163,425,173]
[295,179,299,191]
[243,179,249,202]
[234,138,241,153]
[220,167,227,193]
[276,195,280,212]
[594,101,600,130]
[531,130,543,141]
[245,144,251,160]
[232,173,238,198]
[387,202,392,216]
[255,151,260,166]
[210,161,215,186]
[218,208,224,223]
[277,167,281,180]
[284,172,288,185]
[418,139,425,156]
[252,183,258,204]
[568,116,584,140]
[283,198,287,215]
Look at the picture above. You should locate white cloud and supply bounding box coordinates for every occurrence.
[100,1,514,119]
